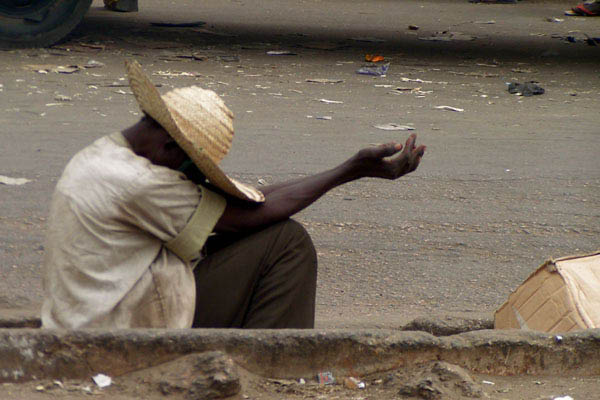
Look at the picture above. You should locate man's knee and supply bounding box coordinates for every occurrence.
[282,219,316,254]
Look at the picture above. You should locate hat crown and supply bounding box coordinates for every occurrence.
[163,87,234,165]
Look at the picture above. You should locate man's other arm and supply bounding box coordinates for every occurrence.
[214,134,425,233]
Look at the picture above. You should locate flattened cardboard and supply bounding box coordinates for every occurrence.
[495,252,600,332]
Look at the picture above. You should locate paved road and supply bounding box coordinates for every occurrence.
[1,0,598,328]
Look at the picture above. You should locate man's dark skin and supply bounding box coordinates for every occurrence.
[122,116,426,233]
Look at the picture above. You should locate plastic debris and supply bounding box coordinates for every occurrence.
[0,175,31,186]
[92,374,112,388]
[435,105,464,112]
[267,50,297,55]
[365,54,385,62]
[374,123,415,131]
[306,78,344,84]
[474,20,496,24]
[317,371,335,385]
[482,380,495,385]
[318,98,343,104]
[507,81,545,96]
[546,17,564,22]
[555,335,564,343]
[316,116,332,120]
[400,77,432,83]
[553,397,574,400]
[54,94,72,102]
[151,21,206,28]
[84,60,105,68]
[298,378,306,384]
[356,63,390,76]
[344,377,366,389]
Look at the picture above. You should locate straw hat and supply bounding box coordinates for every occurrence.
[125,59,264,202]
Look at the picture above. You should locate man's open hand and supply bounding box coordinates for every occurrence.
[350,133,426,180]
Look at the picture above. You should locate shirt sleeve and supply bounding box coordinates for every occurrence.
[117,166,226,263]
[165,185,226,263]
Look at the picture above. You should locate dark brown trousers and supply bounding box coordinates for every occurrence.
[192,219,317,329]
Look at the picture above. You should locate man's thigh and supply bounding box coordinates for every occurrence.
[193,219,317,328]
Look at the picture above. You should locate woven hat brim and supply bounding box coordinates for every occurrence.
[125,60,264,203]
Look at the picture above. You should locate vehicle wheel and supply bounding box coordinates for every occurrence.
[0,0,93,48]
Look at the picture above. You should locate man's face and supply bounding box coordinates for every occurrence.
[143,118,188,170]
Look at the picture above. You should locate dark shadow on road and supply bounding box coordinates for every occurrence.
[69,7,600,65]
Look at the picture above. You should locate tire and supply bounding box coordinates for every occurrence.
[0,0,93,48]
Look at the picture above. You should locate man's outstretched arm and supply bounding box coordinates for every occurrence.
[214,134,426,233]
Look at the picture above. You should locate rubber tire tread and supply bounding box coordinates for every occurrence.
[0,0,93,48]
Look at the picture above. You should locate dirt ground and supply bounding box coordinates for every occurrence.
[0,1,599,396]
[2,362,600,399]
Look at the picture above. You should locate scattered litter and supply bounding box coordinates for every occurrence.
[153,71,196,77]
[218,55,240,62]
[53,380,64,389]
[298,378,306,385]
[482,380,495,385]
[408,25,419,30]
[435,105,464,112]
[374,84,393,88]
[356,63,390,76]
[419,31,476,42]
[317,371,335,385]
[78,42,106,50]
[35,385,45,392]
[0,175,31,186]
[447,71,499,78]
[45,103,70,107]
[351,37,386,43]
[84,60,104,68]
[315,116,332,120]
[344,377,366,390]
[365,54,385,62]
[474,20,496,24]
[114,89,130,95]
[54,94,72,102]
[55,65,81,74]
[400,77,432,83]
[267,50,297,55]
[546,17,564,22]
[553,396,574,400]
[151,21,206,28]
[318,98,343,104]
[507,81,545,96]
[511,68,536,73]
[92,374,112,388]
[374,123,415,131]
[24,64,82,74]
[476,63,498,68]
[555,335,563,343]
[306,78,344,84]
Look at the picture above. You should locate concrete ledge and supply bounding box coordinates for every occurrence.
[1,328,599,383]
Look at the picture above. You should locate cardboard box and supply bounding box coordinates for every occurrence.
[495,252,600,332]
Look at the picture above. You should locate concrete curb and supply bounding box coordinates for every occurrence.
[1,328,599,383]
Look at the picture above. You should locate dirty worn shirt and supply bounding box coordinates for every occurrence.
[41,132,226,329]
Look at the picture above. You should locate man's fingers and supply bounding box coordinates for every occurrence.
[375,142,402,158]
[404,134,417,152]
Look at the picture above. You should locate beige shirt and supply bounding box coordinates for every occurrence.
[42,133,226,329]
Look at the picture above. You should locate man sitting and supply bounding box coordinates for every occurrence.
[42,60,425,329]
